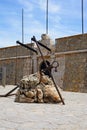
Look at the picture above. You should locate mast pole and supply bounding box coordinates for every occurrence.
[81,0,84,34]
[22,8,24,43]
[46,0,48,34]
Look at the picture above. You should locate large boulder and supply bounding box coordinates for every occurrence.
[15,72,61,103]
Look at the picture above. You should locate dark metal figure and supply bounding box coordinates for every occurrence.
[31,36,65,105]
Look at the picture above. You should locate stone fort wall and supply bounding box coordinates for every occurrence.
[0,33,87,92]
[55,34,87,92]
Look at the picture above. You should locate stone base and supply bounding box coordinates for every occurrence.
[15,72,61,103]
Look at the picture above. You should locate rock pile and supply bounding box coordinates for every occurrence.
[15,72,61,103]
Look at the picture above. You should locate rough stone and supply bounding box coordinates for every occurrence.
[15,72,61,103]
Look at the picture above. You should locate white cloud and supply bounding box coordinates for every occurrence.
[18,0,34,12]
[0,36,18,47]
[37,0,61,14]
[18,0,61,14]
[0,0,87,48]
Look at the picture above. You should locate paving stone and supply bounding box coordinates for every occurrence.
[0,85,87,130]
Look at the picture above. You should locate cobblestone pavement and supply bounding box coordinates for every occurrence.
[0,85,87,130]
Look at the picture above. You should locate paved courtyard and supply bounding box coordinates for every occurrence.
[0,85,87,130]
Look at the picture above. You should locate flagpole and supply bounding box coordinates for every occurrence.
[81,0,84,34]
[22,8,24,43]
[46,0,48,34]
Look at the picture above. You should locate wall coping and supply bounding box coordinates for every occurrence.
[0,55,31,61]
[0,49,87,61]
[55,33,87,40]
[55,49,87,56]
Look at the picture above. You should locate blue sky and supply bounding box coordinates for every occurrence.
[0,0,87,47]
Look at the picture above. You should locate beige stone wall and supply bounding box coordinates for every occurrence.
[0,33,87,92]
[0,43,34,59]
[0,58,16,85]
[0,43,34,85]
[0,57,33,85]
[63,52,87,92]
[52,55,65,89]
[55,33,87,92]
[55,33,87,52]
